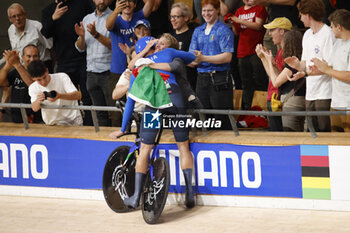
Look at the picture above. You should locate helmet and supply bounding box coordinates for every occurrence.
[135,36,154,54]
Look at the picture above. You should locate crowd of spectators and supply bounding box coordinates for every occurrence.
[0,0,349,132]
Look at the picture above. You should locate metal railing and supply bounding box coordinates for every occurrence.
[0,103,349,138]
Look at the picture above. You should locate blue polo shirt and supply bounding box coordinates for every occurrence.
[189,20,234,73]
[109,10,145,74]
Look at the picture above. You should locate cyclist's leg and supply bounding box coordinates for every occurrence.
[124,108,159,208]
[177,141,195,208]
[169,84,196,208]
[123,143,153,208]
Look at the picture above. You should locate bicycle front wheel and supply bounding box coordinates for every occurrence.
[102,146,136,213]
[141,157,170,224]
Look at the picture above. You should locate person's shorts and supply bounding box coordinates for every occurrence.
[140,84,189,144]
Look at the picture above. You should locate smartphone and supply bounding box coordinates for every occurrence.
[57,0,67,8]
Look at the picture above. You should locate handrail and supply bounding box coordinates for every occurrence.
[0,103,349,138]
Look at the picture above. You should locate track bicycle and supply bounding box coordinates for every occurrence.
[102,102,170,224]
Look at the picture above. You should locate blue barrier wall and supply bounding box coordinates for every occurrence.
[0,135,301,198]
[1,135,350,202]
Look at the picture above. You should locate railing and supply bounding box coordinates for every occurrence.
[0,103,349,138]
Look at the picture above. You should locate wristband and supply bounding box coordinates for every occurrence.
[94,32,100,39]
[284,63,298,74]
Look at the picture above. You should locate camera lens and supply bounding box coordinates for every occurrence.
[43,90,57,99]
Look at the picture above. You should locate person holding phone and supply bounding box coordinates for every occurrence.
[105,0,154,126]
[41,0,95,125]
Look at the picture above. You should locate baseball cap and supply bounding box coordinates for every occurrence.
[135,19,151,30]
[135,36,154,54]
[263,17,292,30]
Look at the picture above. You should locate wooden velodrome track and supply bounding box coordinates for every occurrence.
[1,123,350,232]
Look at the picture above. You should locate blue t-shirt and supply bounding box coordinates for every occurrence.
[189,20,234,73]
[109,10,145,74]
[146,48,196,85]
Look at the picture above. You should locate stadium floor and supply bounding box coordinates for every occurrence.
[1,195,350,233]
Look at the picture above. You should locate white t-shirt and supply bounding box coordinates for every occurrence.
[28,73,83,125]
[328,38,350,109]
[302,24,335,101]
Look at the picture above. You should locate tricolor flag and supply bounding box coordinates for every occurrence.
[129,66,173,109]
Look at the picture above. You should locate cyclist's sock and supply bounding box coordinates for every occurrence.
[183,168,195,208]
[123,172,145,208]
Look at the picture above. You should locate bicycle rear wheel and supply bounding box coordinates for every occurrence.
[102,146,136,213]
[141,157,170,224]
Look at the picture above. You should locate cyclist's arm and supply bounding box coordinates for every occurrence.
[121,96,135,132]
[120,75,137,132]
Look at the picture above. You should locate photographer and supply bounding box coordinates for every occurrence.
[28,60,83,126]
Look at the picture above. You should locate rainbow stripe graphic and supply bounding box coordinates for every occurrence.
[300,145,331,199]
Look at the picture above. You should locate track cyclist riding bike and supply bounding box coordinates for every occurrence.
[103,101,170,224]
[111,36,198,210]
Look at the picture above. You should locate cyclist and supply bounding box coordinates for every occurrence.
[116,36,198,209]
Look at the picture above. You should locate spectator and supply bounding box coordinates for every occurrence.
[0,45,42,123]
[229,0,268,110]
[7,3,53,72]
[311,9,350,132]
[118,19,152,59]
[252,0,302,56]
[170,2,198,91]
[285,0,335,132]
[133,19,151,41]
[41,0,94,125]
[258,30,306,131]
[256,17,292,131]
[28,60,83,126]
[189,0,235,130]
[105,0,154,126]
[75,0,112,126]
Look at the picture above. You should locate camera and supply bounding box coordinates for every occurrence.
[43,90,57,99]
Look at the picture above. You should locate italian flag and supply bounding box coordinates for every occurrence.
[128,66,173,109]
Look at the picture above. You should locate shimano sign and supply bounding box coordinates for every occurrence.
[0,136,302,198]
[0,143,48,179]
[162,143,302,198]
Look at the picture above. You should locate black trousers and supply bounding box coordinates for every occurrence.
[196,71,234,130]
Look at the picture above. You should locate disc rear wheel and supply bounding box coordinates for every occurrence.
[102,146,136,213]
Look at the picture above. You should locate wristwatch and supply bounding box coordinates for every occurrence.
[94,32,100,39]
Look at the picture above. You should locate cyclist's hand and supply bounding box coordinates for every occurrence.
[109,130,124,139]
